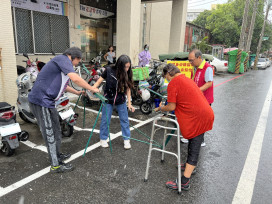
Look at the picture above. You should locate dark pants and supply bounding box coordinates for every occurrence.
[30,102,61,167]
[186,133,204,166]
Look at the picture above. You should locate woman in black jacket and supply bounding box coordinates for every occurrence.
[94,55,135,149]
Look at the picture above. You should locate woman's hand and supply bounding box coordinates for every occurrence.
[90,87,100,93]
[128,104,135,112]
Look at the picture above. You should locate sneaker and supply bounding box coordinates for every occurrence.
[59,161,72,167]
[50,163,74,173]
[59,153,71,162]
[201,142,206,147]
[166,179,190,191]
[100,140,109,148]
[180,137,188,143]
[124,140,131,149]
[177,163,197,175]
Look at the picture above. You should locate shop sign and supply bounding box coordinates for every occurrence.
[167,61,194,79]
[80,4,114,19]
[11,0,65,16]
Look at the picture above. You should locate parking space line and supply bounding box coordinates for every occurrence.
[21,141,47,153]
[232,80,272,204]
[0,114,161,198]
[70,103,142,123]
[74,126,100,133]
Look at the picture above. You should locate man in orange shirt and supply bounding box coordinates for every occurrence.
[155,63,214,191]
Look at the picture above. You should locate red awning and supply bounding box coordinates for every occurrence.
[224,47,238,53]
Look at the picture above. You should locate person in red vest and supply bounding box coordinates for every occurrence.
[187,49,214,147]
[154,63,214,191]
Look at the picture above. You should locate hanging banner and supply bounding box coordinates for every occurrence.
[80,4,114,19]
[11,0,66,16]
[167,61,194,79]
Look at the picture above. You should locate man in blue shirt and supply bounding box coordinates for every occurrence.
[29,47,99,173]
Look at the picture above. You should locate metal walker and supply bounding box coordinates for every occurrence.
[144,115,182,194]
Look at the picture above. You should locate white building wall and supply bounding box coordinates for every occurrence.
[144,1,172,60]
[0,0,18,105]
[68,0,81,48]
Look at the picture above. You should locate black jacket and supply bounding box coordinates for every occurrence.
[101,66,126,105]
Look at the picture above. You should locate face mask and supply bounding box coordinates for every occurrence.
[145,48,149,51]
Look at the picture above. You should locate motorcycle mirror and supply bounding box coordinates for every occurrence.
[23,53,29,59]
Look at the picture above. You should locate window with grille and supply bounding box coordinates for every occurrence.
[12,7,70,54]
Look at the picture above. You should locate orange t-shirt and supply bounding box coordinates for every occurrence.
[167,74,214,139]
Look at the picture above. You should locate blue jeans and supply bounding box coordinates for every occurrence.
[100,102,130,140]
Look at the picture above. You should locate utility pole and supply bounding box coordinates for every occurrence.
[235,0,250,73]
[244,0,259,71]
[245,0,259,52]
[253,2,271,70]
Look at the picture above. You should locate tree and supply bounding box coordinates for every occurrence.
[192,0,272,53]
[190,36,212,53]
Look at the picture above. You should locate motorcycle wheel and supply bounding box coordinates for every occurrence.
[132,97,143,106]
[2,141,15,156]
[140,102,152,115]
[61,123,74,137]
[18,131,29,141]
[19,112,31,123]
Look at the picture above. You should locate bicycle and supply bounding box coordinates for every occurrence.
[69,63,91,91]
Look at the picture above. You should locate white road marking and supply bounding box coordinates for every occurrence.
[232,80,272,204]
[74,126,100,133]
[70,103,142,123]
[0,114,161,198]
[21,141,47,153]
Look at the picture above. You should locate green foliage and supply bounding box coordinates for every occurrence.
[192,0,272,53]
[190,36,212,53]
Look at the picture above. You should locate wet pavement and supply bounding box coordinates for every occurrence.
[1,68,272,204]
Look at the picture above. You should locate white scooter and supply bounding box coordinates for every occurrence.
[0,102,29,156]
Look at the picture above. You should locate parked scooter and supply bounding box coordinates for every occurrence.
[139,80,162,115]
[131,60,164,106]
[89,51,104,69]
[80,63,105,106]
[16,55,77,137]
[0,102,29,156]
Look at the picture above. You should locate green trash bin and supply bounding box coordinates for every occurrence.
[249,54,256,68]
[227,50,247,73]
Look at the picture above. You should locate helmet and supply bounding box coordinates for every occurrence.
[141,89,150,101]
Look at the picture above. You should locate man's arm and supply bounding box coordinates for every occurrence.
[199,81,213,92]
[67,72,99,93]
[65,86,81,95]
[200,66,213,91]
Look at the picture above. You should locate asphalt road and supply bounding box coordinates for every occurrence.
[1,68,272,204]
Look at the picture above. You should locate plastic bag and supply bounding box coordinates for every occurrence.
[139,80,150,90]
[141,89,151,101]
[159,79,168,95]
